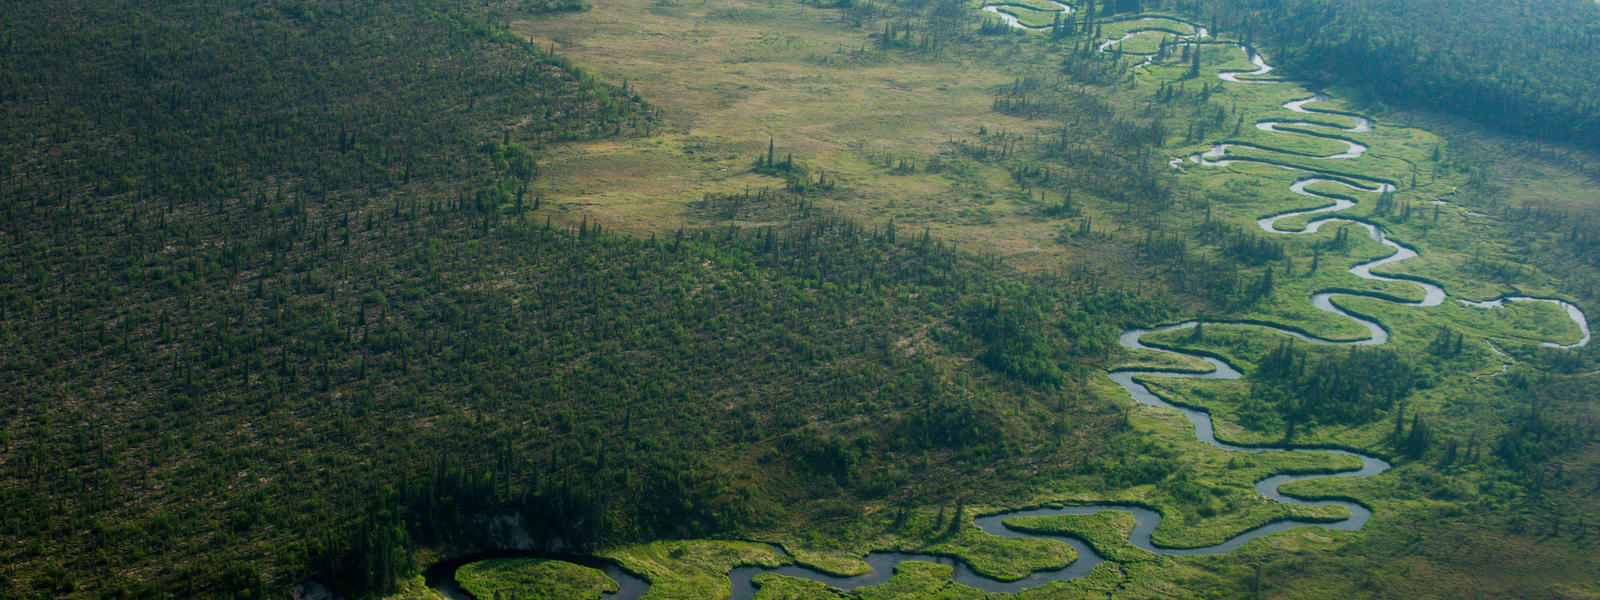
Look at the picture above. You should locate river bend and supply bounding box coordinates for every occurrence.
[428,10,1592,600]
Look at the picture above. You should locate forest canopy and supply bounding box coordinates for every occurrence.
[0,0,1156,597]
[1161,0,1600,151]
[4,0,1600,597]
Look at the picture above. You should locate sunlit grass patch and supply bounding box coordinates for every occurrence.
[457,558,620,600]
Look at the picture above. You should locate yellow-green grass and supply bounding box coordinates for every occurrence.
[1104,30,1182,55]
[384,576,451,600]
[731,396,1368,591]
[1170,218,1435,341]
[509,0,1579,331]
[1111,344,1218,373]
[511,0,1251,279]
[513,0,1052,244]
[1178,42,1269,77]
[492,3,1599,597]
[773,546,871,577]
[989,5,1062,28]
[1115,287,1584,471]
[739,384,1365,595]
[1136,45,1591,345]
[457,558,620,600]
[601,540,788,600]
[756,376,1362,552]
[982,0,1068,14]
[757,507,1081,582]
[988,17,1592,600]
[976,0,1080,32]
[746,560,1126,600]
[1001,510,1154,563]
[1107,380,1357,549]
[849,562,989,600]
[1099,16,1199,38]
[1137,274,1583,372]
[748,573,850,599]
[1223,126,1363,159]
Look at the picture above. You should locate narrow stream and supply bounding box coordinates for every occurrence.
[425,11,1592,600]
[979,0,1072,30]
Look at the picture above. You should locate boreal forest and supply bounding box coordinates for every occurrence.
[1,0,1597,599]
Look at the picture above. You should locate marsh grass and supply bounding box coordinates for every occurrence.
[410,2,1600,598]
[457,559,619,600]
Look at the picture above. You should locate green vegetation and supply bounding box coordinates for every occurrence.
[379,576,450,600]
[987,6,1061,29]
[602,541,788,600]
[4,0,1600,598]
[456,558,618,600]
[3,3,1186,597]
[490,0,1599,595]
[1003,511,1152,563]
[1157,0,1600,153]
[523,0,591,14]
[998,0,1071,13]
[1252,344,1415,433]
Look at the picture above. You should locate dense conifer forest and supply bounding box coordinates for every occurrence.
[0,0,1163,596]
[1159,0,1600,152]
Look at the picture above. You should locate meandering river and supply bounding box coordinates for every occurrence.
[426,11,1592,600]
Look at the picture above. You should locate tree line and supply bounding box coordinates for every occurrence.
[1157,0,1600,152]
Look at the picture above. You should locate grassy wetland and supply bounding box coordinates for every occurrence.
[446,0,1599,597]
[1,0,1598,599]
